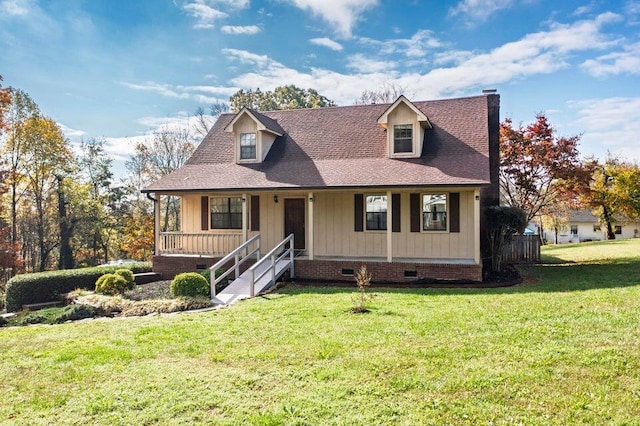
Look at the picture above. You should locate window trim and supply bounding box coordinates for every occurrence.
[239,132,257,162]
[364,194,388,232]
[392,124,414,155]
[209,196,243,230]
[570,225,578,236]
[614,225,622,235]
[421,193,449,233]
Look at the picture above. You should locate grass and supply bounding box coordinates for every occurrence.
[1,240,640,424]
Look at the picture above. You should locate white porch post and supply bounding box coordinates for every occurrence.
[387,190,392,263]
[308,192,314,260]
[474,188,481,265]
[242,193,248,243]
[154,193,160,256]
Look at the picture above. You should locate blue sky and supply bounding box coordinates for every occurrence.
[1,0,639,176]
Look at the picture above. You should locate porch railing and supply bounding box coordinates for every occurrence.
[248,233,295,297]
[159,231,243,255]
[210,234,261,298]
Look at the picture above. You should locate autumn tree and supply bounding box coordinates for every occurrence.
[585,155,640,239]
[2,88,40,244]
[20,116,74,271]
[229,85,335,112]
[500,114,588,223]
[0,75,10,132]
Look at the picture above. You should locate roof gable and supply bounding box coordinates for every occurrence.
[377,95,431,129]
[223,107,284,136]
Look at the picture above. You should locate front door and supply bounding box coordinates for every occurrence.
[284,198,305,250]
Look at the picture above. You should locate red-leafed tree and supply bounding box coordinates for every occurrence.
[500,114,589,223]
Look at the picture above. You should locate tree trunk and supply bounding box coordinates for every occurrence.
[603,205,615,240]
[57,176,74,269]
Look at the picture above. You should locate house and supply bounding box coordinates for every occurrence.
[543,209,640,244]
[143,91,500,283]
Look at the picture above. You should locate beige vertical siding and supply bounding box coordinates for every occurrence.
[176,188,476,260]
[314,190,475,259]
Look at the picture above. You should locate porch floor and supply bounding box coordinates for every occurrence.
[214,257,290,305]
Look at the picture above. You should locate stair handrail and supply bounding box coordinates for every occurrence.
[210,233,261,299]
[248,233,295,297]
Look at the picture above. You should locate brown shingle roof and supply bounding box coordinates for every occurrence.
[144,94,496,193]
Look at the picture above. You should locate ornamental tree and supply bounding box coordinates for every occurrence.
[500,114,589,222]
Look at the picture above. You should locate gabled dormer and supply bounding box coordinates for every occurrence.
[377,95,432,159]
[224,107,284,163]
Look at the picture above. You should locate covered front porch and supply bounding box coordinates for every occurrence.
[150,187,483,282]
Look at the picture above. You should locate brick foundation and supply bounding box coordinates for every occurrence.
[154,255,482,283]
[152,255,222,280]
[294,259,482,283]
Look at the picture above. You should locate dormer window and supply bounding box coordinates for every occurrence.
[240,133,257,160]
[393,124,413,153]
[224,108,284,164]
[377,95,431,159]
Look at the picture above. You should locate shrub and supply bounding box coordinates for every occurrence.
[171,272,210,298]
[4,263,151,312]
[351,265,373,313]
[95,274,128,295]
[115,269,135,291]
[484,206,528,272]
[199,268,229,293]
[54,304,97,323]
[0,316,7,327]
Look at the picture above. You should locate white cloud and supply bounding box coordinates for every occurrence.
[221,24,261,34]
[0,0,35,16]
[449,0,514,23]
[119,80,237,104]
[309,37,343,51]
[568,97,640,161]
[347,54,394,73]
[119,81,191,99]
[581,42,640,77]
[284,0,378,37]
[359,29,442,58]
[222,48,273,67]
[223,13,623,104]
[58,123,86,139]
[182,2,227,29]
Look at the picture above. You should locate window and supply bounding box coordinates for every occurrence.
[423,194,447,231]
[570,225,578,235]
[210,197,242,229]
[615,225,622,235]
[239,133,256,160]
[366,195,387,230]
[593,224,601,232]
[393,124,413,153]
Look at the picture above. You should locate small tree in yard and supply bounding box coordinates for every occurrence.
[485,206,528,273]
[352,265,374,313]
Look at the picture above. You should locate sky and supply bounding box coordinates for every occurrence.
[1,0,639,178]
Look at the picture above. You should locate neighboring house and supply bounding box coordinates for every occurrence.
[543,209,640,244]
[143,92,500,283]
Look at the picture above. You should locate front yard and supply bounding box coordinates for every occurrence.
[1,239,639,424]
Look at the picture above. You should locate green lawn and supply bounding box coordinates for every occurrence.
[2,240,640,425]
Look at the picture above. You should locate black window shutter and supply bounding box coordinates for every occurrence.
[410,193,420,232]
[392,193,401,232]
[201,196,209,230]
[450,192,460,233]
[354,194,364,232]
[250,195,260,231]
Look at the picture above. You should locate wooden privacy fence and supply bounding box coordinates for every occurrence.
[503,235,541,264]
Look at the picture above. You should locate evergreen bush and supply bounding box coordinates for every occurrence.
[170,272,210,298]
[4,262,151,312]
